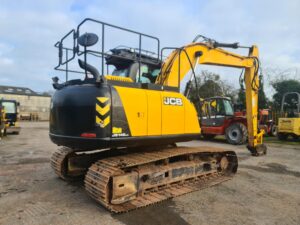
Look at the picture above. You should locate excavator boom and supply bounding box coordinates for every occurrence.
[156,43,266,155]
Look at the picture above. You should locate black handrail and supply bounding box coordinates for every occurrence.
[54,18,160,81]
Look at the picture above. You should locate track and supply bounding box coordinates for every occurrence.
[84,146,238,213]
[50,147,75,180]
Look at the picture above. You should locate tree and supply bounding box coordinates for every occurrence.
[236,87,246,110]
[271,79,300,110]
[188,70,236,106]
[258,81,268,109]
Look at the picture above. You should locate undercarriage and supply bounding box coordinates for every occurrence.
[51,146,238,213]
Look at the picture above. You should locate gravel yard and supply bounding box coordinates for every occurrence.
[0,122,299,225]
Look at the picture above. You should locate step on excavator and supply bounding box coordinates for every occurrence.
[50,18,266,213]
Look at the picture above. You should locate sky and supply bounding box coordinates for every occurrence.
[0,0,299,97]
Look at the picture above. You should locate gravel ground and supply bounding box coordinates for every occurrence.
[0,122,299,225]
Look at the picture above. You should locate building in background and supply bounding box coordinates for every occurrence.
[0,85,51,121]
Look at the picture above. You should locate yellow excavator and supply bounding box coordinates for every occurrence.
[50,18,266,213]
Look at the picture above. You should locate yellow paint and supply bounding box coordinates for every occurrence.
[105,75,133,83]
[211,100,217,108]
[97,97,109,104]
[96,116,110,128]
[112,127,122,134]
[96,103,110,115]
[114,86,200,136]
[157,44,254,88]
[147,90,162,135]
[95,97,110,128]
[184,98,201,134]
[156,42,264,149]
[161,92,184,134]
[115,87,147,136]
[278,118,300,136]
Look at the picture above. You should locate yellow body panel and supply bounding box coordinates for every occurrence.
[161,92,185,135]
[278,118,300,136]
[184,98,201,134]
[147,90,162,135]
[115,87,148,136]
[114,86,200,137]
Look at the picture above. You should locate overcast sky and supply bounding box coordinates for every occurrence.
[0,0,299,96]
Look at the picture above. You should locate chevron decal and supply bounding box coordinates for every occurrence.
[96,115,110,128]
[97,97,109,104]
[96,103,110,115]
[95,97,110,128]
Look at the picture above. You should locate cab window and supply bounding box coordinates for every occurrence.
[223,100,234,116]
[210,100,217,117]
[135,65,150,83]
[112,68,129,77]
[2,102,16,114]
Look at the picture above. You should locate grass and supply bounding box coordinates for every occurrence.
[263,136,300,146]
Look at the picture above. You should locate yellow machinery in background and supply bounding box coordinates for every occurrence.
[0,105,6,138]
[0,99,20,134]
[277,92,300,140]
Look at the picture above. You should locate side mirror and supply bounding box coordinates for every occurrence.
[78,33,99,47]
[52,76,59,84]
[52,76,61,90]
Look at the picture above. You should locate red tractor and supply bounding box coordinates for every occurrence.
[200,97,248,145]
[258,109,276,136]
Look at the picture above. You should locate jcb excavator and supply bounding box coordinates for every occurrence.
[50,18,266,213]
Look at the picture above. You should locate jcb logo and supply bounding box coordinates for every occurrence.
[164,97,183,106]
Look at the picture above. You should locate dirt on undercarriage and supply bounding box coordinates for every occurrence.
[0,122,299,225]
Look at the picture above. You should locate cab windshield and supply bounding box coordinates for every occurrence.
[112,68,129,77]
[2,102,16,114]
[223,100,234,116]
[111,64,160,84]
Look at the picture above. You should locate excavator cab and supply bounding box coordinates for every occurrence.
[105,48,161,83]
[200,97,248,144]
